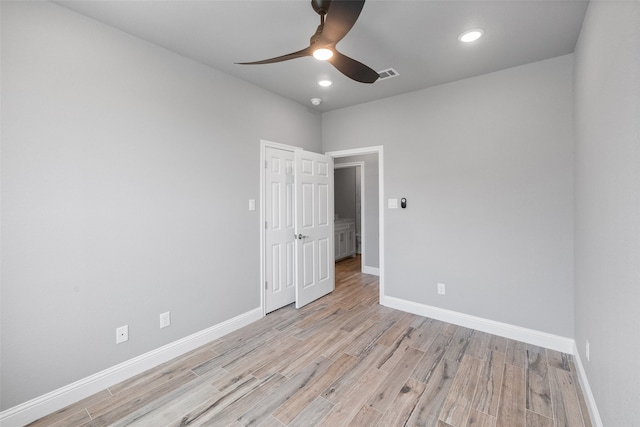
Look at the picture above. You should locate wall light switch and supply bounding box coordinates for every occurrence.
[160,311,171,329]
[586,339,590,361]
[249,199,256,211]
[388,199,398,209]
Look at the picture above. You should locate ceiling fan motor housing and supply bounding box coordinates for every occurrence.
[310,23,325,46]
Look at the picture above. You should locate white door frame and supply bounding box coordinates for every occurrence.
[325,146,385,303]
[333,162,366,271]
[260,140,302,316]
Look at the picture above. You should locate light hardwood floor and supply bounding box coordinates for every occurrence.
[28,256,592,426]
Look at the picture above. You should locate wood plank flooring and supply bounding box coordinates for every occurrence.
[28,256,592,426]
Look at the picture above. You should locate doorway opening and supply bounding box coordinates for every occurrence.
[334,162,364,269]
[326,146,384,302]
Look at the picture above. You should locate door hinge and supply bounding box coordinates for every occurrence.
[265,160,268,169]
[265,281,268,290]
[265,220,268,229]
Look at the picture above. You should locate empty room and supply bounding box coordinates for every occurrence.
[1,1,638,426]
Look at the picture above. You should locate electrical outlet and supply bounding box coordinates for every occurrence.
[586,339,590,361]
[160,311,171,329]
[437,283,446,295]
[116,325,129,344]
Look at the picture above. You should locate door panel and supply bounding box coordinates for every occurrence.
[318,238,329,280]
[301,183,314,227]
[265,147,296,313]
[295,150,334,308]
[303,242,314,287]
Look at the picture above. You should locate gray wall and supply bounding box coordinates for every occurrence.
[0,1,321,410]
[574,1,640,425]
[335,154,380,269]
[334,168,357,221]
[323,55,575,338]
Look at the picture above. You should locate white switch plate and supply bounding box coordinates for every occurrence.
[586,339,590,361]
[388,199,398,209]
[116,325,129,344]
[437,283,446,295]
[160,311,171,329]
[248,199,256,211]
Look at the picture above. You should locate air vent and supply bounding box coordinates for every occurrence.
[378,68,400,80]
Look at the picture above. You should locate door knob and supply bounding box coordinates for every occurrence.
[296,233,309,240]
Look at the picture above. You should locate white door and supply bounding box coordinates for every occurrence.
[264,147,296,313]
[294,150,335,308]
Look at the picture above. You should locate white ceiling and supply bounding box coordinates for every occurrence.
[54,0,589,112]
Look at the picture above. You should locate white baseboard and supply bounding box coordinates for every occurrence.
[572,343,604,427]
[362,266,380,276]
[380,295,575,354]
[0,307,263,427]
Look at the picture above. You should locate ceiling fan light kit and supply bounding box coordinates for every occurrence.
[237,0,379,84]
[313,48,334,60]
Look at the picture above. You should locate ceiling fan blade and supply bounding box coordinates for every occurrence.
[319,0,365,45]
[236,47,312,65]
[329,50,379,83]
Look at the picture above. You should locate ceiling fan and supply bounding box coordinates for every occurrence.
[237,0,379,84]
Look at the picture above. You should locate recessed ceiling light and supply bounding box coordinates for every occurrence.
[313,48,333,60]
[310,98,322,106]
[318,79,332,87]
[458,29,484,43]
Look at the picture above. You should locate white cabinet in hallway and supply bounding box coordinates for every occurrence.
[335,219,356,261]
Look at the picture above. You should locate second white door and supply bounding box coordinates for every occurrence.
[265,147,296,313]
[294,149,334,308]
